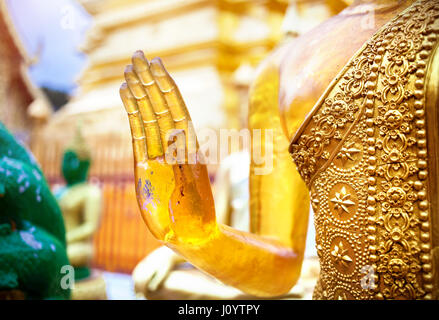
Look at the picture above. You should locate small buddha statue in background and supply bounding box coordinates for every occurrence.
[0,122,70,299]
[54,126,106,299]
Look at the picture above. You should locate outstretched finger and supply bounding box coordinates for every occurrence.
[130,51,175,149]
[120,83,147,163]
[149,58,188,129]
[150,57,198,155]
[125,65,163,159]
[137,96,163,159]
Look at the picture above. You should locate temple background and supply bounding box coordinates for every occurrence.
[0,0,52,146]
[3,0,350,280]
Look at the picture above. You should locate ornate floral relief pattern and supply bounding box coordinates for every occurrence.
[290,0,439,299]
[330,186,356,214]
[337,141,361,163]
[331,238,354,268]
[334,287,355,300]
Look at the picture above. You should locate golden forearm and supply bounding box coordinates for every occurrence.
[165,223,302,297]
[137,161,303,297]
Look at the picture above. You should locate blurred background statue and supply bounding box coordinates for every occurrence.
[0,122,70,299]
[54,125,106,299]
[0,3,70,299]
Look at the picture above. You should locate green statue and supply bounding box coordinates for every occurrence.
[54,127,105,300]
[0,122,70,299]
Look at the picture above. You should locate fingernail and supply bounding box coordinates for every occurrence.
[150,58,166,76]
[132,51,149,72]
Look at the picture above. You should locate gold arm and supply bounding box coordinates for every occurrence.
[166,161,301,297]
[167,224,301,297]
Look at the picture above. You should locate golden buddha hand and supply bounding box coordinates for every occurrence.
[120,51,216,243]
[121,51,302,297]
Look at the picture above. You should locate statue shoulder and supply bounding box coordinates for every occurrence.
[249,42,290,96]
[277,2,417,140]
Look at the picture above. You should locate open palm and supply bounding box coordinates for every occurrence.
[120,51,215,242]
